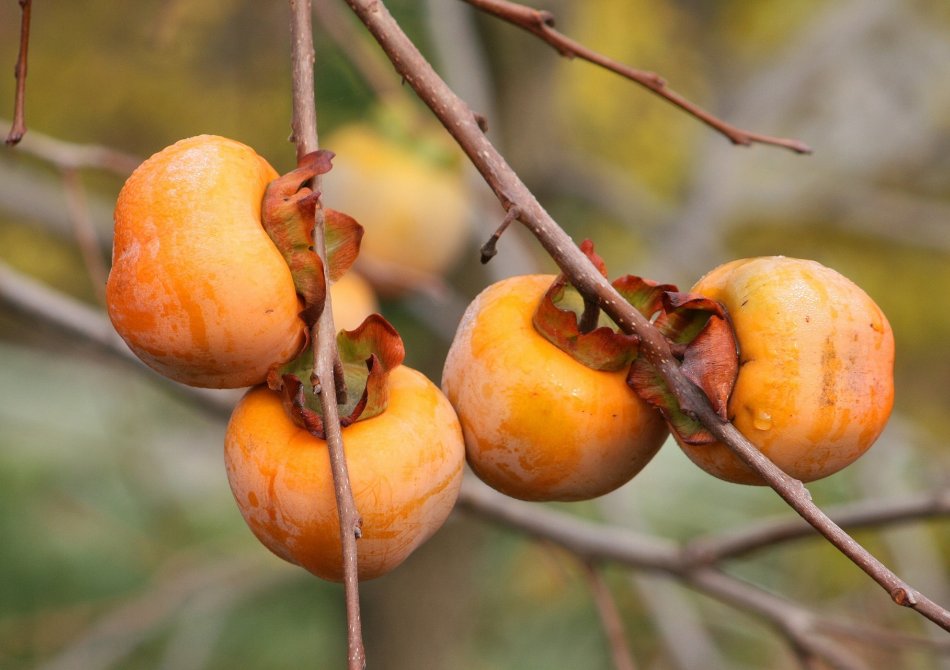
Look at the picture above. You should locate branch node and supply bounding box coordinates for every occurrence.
[474,112,489,132]
[892,587,919,607]
[537,9,555,27]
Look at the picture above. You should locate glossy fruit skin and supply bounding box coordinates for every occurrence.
[107,135,305,388]
[442,275,669,502]
[678,256,895,485]
[322,124,469,280]
[225,366,465,581]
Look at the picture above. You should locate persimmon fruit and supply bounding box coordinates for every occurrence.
[441,274,669,502]
[106,135,306,388]
[225,365,465,581]
[677,256,894,484]
[322,123,470,289]
[329,271,378,332]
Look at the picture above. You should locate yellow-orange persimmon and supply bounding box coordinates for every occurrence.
[677,256,894,485]
[225,366,465,581]
[329,271,379,332]
[107,135,305,388]
[322,123,470,285]
[442,275,668,502]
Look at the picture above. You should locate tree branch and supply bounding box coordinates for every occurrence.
[5,0,32,146]
[582,562,638,670]
[288,2,365,668]
[458,477,950,666]
[1,120,142,175]
[342,0,950,633]
[1,258,948,665]
[0,259,236,418]
[684,487,950,565]
[461,0,813,154]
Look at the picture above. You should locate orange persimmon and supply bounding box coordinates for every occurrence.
[329,271,379,332]
[677,256,895,484]
[106,135,305,388]
[442,275,668,502]
[322,123,470,290]
[224,365,465,581]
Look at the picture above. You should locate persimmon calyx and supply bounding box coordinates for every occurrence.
[261,150,364,329]
[627,291,739,445]
[532,240,641,371]
[266,314,406,438]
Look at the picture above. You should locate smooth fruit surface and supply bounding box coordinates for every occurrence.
[225,366,465,581]
[107,135,305,388]
[678,256,894,484]
[442,275,668,502]
[322,124,469,283]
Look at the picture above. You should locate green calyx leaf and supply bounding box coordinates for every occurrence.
[627,291,739,445]
[262,150,364,329]
[266,314,406,439]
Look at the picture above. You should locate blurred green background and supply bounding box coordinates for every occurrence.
[1,1,949,668]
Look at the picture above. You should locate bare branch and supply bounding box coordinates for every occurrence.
[61,169,108,305]
[312,0,406,105]
[288,2,365,667]
[582,562,638,670]
[458,477,933,667]
[461,0,812,154]
[342,0,950,632]
[684,487,950,565]
[1,121,142,175]
[5,0,32,145]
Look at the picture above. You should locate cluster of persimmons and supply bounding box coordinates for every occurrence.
[105,134,895,581]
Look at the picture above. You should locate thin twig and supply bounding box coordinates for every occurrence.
[311,0,406,105]
[684,487,950,566]
[1,120,142,175]
[342,0,950,633]
[288,2,365,668]
[582,562,638,670]
[461,0,812,154]
[61,168,108,305]
[5,0,32,145]
[479,205,519,264]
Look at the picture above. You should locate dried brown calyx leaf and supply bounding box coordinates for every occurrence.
[266,314,406,438]
[532,240,641,371]
[533,239,739,444]
[262,150,363,328]
[627,291,739,445]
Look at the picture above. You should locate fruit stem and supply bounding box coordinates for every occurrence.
[290,1,366,668]
[578,296,600,334]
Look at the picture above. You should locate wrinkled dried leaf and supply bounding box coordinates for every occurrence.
[261,150,335,328]
[266,314,405,438]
